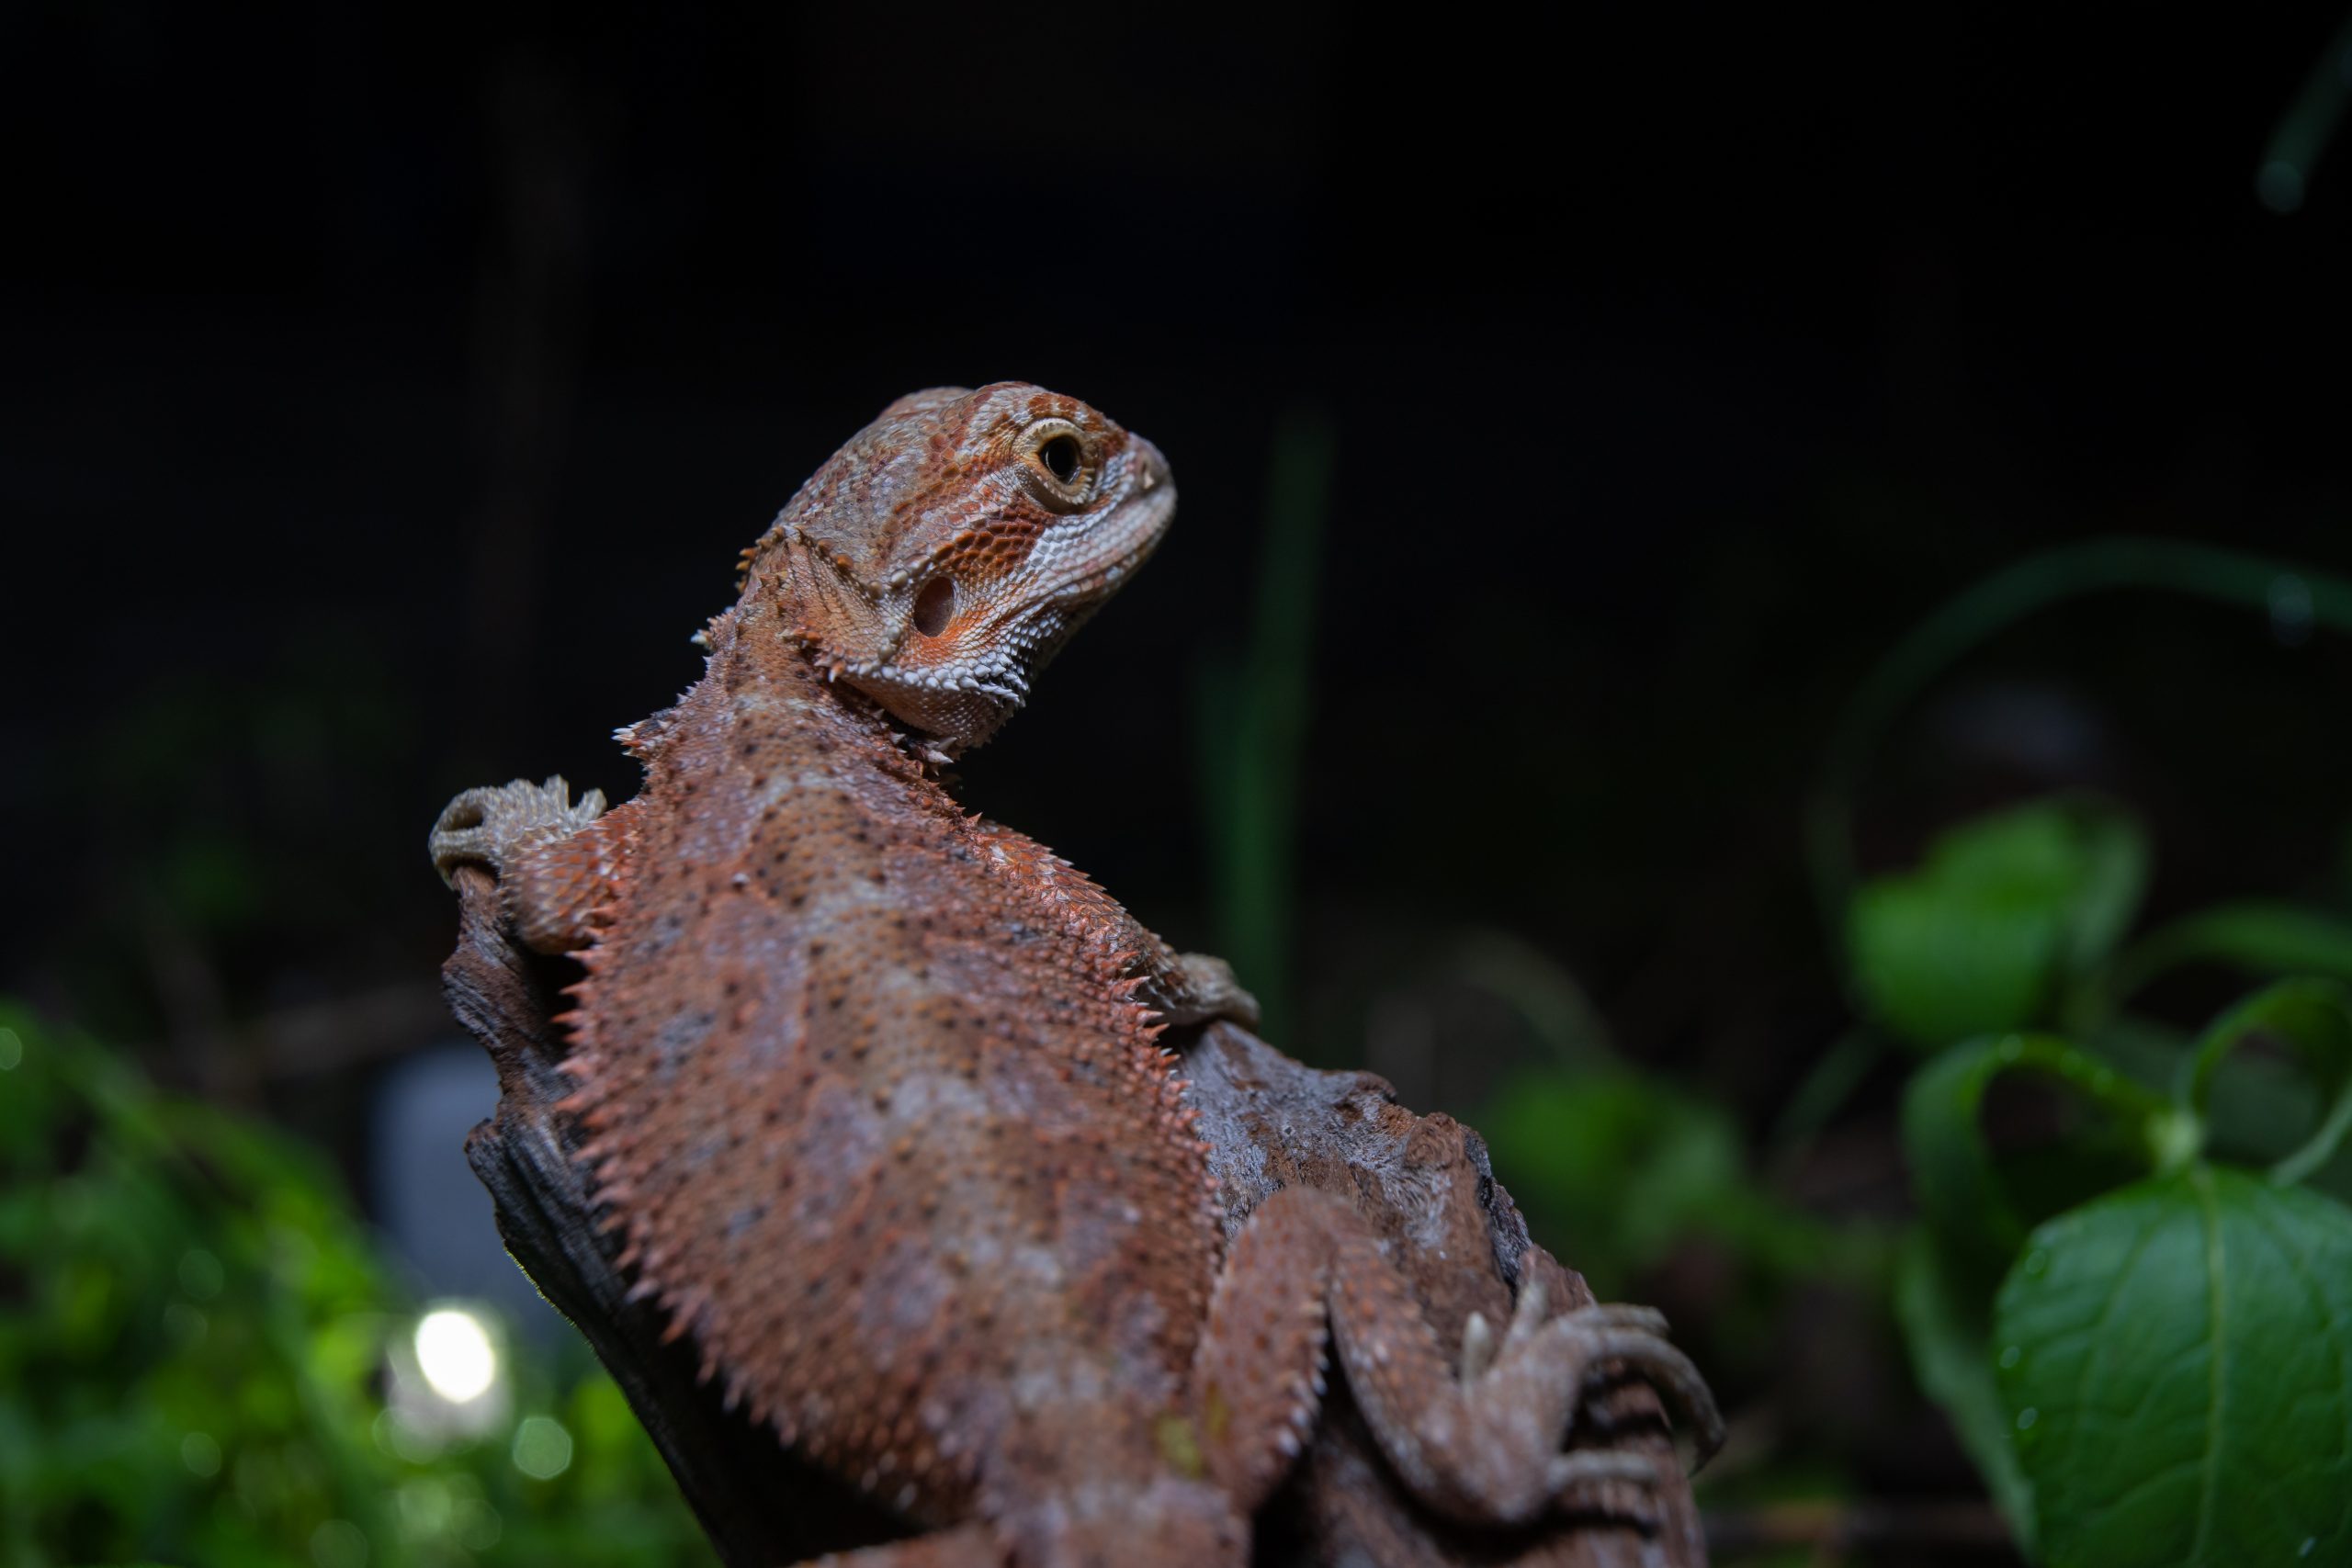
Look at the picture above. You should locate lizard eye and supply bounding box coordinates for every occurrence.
[1017,418,1094,511]
[912,577,956,637]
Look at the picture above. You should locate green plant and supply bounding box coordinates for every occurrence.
[1865,806,2352,1565]
[1184,513,2352,1557]
[1195,407,1337,1048]
[0,1003,714,1568]
[1818,540,2352,1565]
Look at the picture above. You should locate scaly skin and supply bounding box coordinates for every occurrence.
[429,384,1720,1567]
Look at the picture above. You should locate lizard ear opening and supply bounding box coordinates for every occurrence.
[911,577,956,638]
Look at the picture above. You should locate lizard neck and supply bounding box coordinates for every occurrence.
[682,598,952,797]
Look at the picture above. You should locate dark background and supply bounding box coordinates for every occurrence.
[7,2,2350,1551]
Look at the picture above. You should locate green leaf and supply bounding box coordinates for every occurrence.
[1193,407,1336,1045]
[1850,799,2149,1050]
[1996,1168,2352,1566]
[1892,1227,2037,1551]
[2184,979,2352,1187]
[1903,1033,2175,1267]
[2114,901,2352,1001]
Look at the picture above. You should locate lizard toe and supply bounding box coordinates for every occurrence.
[1546,1450,1666,1529]
[1544,1314,1725,1474]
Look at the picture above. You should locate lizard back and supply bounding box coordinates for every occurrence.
[561,606,1222,1520]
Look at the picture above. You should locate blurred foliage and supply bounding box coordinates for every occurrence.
[1876,863,2352,1566]
[2253,6,2352,212]
[1823,543,2352,1564]
[1849,801,2145,1051]
[1831,548,2352,1564]
[0,1002,713,1568]
[1196,407,1337,1047]
[1193,524,2352,1563]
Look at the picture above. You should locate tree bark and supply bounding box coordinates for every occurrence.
[442,864,1706,1566]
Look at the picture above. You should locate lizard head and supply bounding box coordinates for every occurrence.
[751,381,1176,750]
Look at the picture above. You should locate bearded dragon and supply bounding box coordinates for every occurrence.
[429,383,1720,1566]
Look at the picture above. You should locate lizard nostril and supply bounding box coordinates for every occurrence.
[912,577,956,637]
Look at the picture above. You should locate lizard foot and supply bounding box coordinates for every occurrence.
[1465,1283,1724,1510]
[1173,952,1261,1030]
[1198,1187,1719,1529]
[430,775,606,886]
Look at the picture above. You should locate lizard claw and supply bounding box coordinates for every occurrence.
[1538,1306,1724,1477]
[1509,1276,1550,1343]
[430,775,606,886]
[1458,1311,1498,1383]
[1468,1284,1723,1502]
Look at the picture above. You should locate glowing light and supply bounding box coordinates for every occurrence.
[413,1308,498,1404]
[512,1415,574,1480]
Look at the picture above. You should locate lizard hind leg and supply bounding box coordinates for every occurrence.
[1188,1188,1342,1517]
[1190,1186,1722,1529]
[1338,1233,1723,1526]
[1478,1282,1726,1506]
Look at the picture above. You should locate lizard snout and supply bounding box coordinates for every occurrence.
[1126,434,1173,499]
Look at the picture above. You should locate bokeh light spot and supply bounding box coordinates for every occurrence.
[180,1431,221,1477]
[2270,572,2314,646]
[512,1414,575,1480]
[395,1479,453,1540]
[413,1308,497,1404]
[2256,159,2305,215]
[455,1498,503,1551]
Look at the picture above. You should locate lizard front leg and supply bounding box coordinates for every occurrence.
[429,775,634,953]
[963,818,1260,1028]
[1191,1186,1722,1528]
[1133,949,1260,1031]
